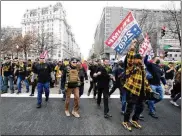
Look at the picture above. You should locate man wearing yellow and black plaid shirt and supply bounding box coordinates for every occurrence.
[122,39,152,132]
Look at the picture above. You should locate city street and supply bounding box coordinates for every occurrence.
[0,83,181,135]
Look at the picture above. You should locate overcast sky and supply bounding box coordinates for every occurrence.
[1,1,180,59]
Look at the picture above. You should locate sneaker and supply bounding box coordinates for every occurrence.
[11,91,14,94]
[130,120,142,129]
[72,111,80,118]
[87,92,90,96]
[45,97,49,102]
[121,111,125,115]
[170,100,179,107]
[36,104,41,108]
[29,94,34,96]
[122,122,132,132]
[62,97,65,101]
[26,91,29,93]
[1,91,8,94]
[139,114,144,118]
[104,113,112,118]
[149,112,158,119]
[65,111,70,117]
[16,92,21,94]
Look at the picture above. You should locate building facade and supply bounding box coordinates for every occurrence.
[94,6,180,60]
[21,2,81,60]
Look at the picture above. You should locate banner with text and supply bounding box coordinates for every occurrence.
[105,12,142,55]
[139,33,153,57]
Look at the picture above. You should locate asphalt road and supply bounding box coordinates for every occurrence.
[0,97,181,135]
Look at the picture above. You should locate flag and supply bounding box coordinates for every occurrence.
[40,50,48,59]
[139,33,153,57]
[105,12,142,55]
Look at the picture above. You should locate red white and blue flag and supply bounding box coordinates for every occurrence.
[105,12,142,55]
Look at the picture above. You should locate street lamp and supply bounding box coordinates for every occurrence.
[16,45,19,58]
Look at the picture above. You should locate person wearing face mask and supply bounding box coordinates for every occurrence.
[122,40,152,131]
[144,55,168,119]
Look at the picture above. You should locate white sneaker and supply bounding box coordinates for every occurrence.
[170,100,179,107]
[72,111,80,118]
[65,111,70,117]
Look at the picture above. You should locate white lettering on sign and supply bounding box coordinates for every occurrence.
[106,12,134,46]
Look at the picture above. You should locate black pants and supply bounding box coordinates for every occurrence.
[171,82,181,98]
[109,82,122,101]
[31,79,37,95]
[97,87,109,114]
[88,81,97,97]
[79,84,84,97]
[124,90,144,122]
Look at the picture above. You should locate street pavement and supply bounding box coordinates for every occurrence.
[0,82,181,135]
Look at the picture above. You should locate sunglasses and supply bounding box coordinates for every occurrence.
[40,58,45,59]
[72,61,77,63]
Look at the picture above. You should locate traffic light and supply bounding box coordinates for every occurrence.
[161,29,165,37]
[164,51,168,57]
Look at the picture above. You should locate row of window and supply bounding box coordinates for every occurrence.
[24,15,62,23]
[168,54,181,57]
[26,8,60,18]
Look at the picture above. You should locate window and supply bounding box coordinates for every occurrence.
[169,54,172,57]
[175,54,177,57]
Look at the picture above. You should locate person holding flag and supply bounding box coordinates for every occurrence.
[122,39,152,131]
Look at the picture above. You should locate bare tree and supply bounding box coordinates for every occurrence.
[135,9,158,55]
[31,27,57,57]
[163,1,181,46]
[14,34,34,61]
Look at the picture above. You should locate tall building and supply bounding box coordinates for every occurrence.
[21,2,81,60]
[94,6,180,60]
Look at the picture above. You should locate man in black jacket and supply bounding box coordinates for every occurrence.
[33,56,52,108]
[94,59,113,118]
[88,61,98,98]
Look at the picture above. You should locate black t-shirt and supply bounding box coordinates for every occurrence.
[164,66,174,80]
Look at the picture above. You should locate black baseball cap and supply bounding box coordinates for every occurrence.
[134,54,142,60]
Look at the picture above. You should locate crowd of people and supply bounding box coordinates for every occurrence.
[0,40,181,131]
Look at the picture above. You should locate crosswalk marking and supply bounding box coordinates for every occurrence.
[1,93,172,99]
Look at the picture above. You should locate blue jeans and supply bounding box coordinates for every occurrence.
[0,75,4,92]
[148,85,164,113]
[17,76,29,93]
[3,75,14,92]
[60,78,66,99]
[37,82,50,104]
[121,88,127,112]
